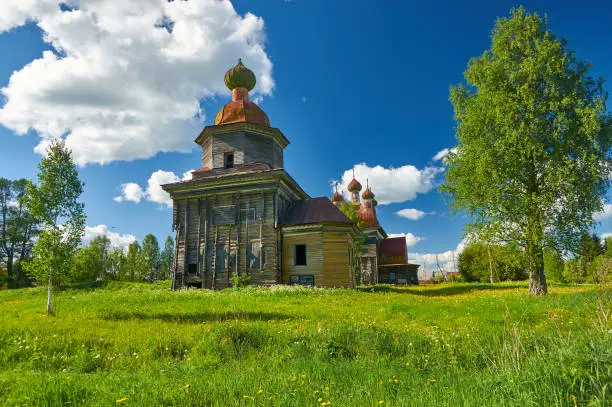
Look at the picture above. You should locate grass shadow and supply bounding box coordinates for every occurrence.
[99,310,294,323]
[358,283,526,297]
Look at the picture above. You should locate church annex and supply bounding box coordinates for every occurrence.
[162,60,419,289]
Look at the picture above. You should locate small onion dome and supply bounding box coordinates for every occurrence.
[224,58,256,91]
[372,198,378,207]
[331,191,344,202]
[362,186,374,200]
[347,178,362,192]
[358,204,380,229]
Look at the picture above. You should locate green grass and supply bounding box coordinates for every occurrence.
[0,281,609,406]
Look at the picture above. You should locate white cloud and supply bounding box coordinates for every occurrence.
[395,208,434,220]
[0,0,273,165]
[114,169,193,207]
[335,163,443,205]
[432,148,450,161]
[594,204,612,222]
[388,232,423,248]
[410,236,470,275]
[601,233,612,240]
[83,224,136,251]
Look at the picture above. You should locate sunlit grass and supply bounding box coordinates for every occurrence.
[0,281,609,406]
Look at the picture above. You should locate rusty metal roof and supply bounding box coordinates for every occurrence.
[378,237,407,258]
[282,197,353,226]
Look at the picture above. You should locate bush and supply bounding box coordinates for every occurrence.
[232,274,252,288]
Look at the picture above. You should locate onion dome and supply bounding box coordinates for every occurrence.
[214,58,270,127]
[362,186,374,200]
[358,203,380,229]
[372,198,378,207]
[224,58,256,91]
[347,178,362,192]
[332,190,344,202]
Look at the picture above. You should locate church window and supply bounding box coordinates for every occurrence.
[215,244,227,269]
[248,240,264,270]
[240,207,257,222]
[224,152,234,169]
[289,275,314,287]
[212,205,236,225]
[187,263,197,275]
[295,244,307,266]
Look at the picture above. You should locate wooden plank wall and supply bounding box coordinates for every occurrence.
[281,231,324,284]
[175,190,281,289]
[322,230,354,288]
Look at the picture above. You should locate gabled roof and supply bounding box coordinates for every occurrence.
[191,162,272,179]
[379,236,407,258]
[282,197,353,226]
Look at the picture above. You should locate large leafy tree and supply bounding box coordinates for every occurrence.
[24,140,85,314]
[141,234,160,281]
[160,236,175,280]
[0,178,39,287]
[442,7,611,295]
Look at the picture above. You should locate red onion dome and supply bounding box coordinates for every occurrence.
[347,178,362,192]
[362,186,374,200]
[331,191,344,202]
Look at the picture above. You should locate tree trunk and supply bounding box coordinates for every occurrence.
[527,216,548,296]
[6,255,14,288]
[46,275,53,315]
[487,244,494,284]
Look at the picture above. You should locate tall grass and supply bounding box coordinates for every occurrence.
[0,281,609,406]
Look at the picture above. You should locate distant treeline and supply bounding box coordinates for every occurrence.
[0,176,175,288]
[457,232,611,284]
[72,234,175,283]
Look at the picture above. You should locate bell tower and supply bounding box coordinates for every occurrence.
[194,59,287,173]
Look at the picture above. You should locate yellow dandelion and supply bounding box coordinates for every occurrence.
[243,395,249,399]
[257,389,264,395]
[116,397,128,404]
[318,397,323,402]
[65,376,71,381]
[379,401,385,405]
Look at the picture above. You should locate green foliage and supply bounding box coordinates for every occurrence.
[160,236,174,280]
[442,7,611,295]
[141,234,161,281]
[232,273,252,288]
[123,241,144,281]
[337,202,367,285]
[0,178,39,288]
[70,236,111,283]
[0,282,609,406]
[543,248,565,283]
[23,140,85,314]
[458,242,527,282]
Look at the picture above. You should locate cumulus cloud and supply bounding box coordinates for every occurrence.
[601,232,612,240]
[335,163,443,205]
[410,236,470,276]
[114,169,193,207]
[395,208,434,220]
[432,148,450,161]
[594,203,612,222]
[83,224,136,251]
[0,0,273,165]
[388,232,423,248]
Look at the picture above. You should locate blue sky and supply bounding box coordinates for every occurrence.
[1,0,611,269]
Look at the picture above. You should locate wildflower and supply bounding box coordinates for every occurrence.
[257,389,264,395]
[65,376,71,381]
[379,400,385,404]
[243,395,249,399]
[318,398,323,402]
[116,397,128,404]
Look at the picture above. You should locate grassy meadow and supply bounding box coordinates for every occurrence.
[0,281,610,406]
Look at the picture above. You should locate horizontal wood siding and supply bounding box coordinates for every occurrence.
[323,231,354,288]
[281,232,324,285]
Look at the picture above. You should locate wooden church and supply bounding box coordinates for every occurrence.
[162,60,419,289]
